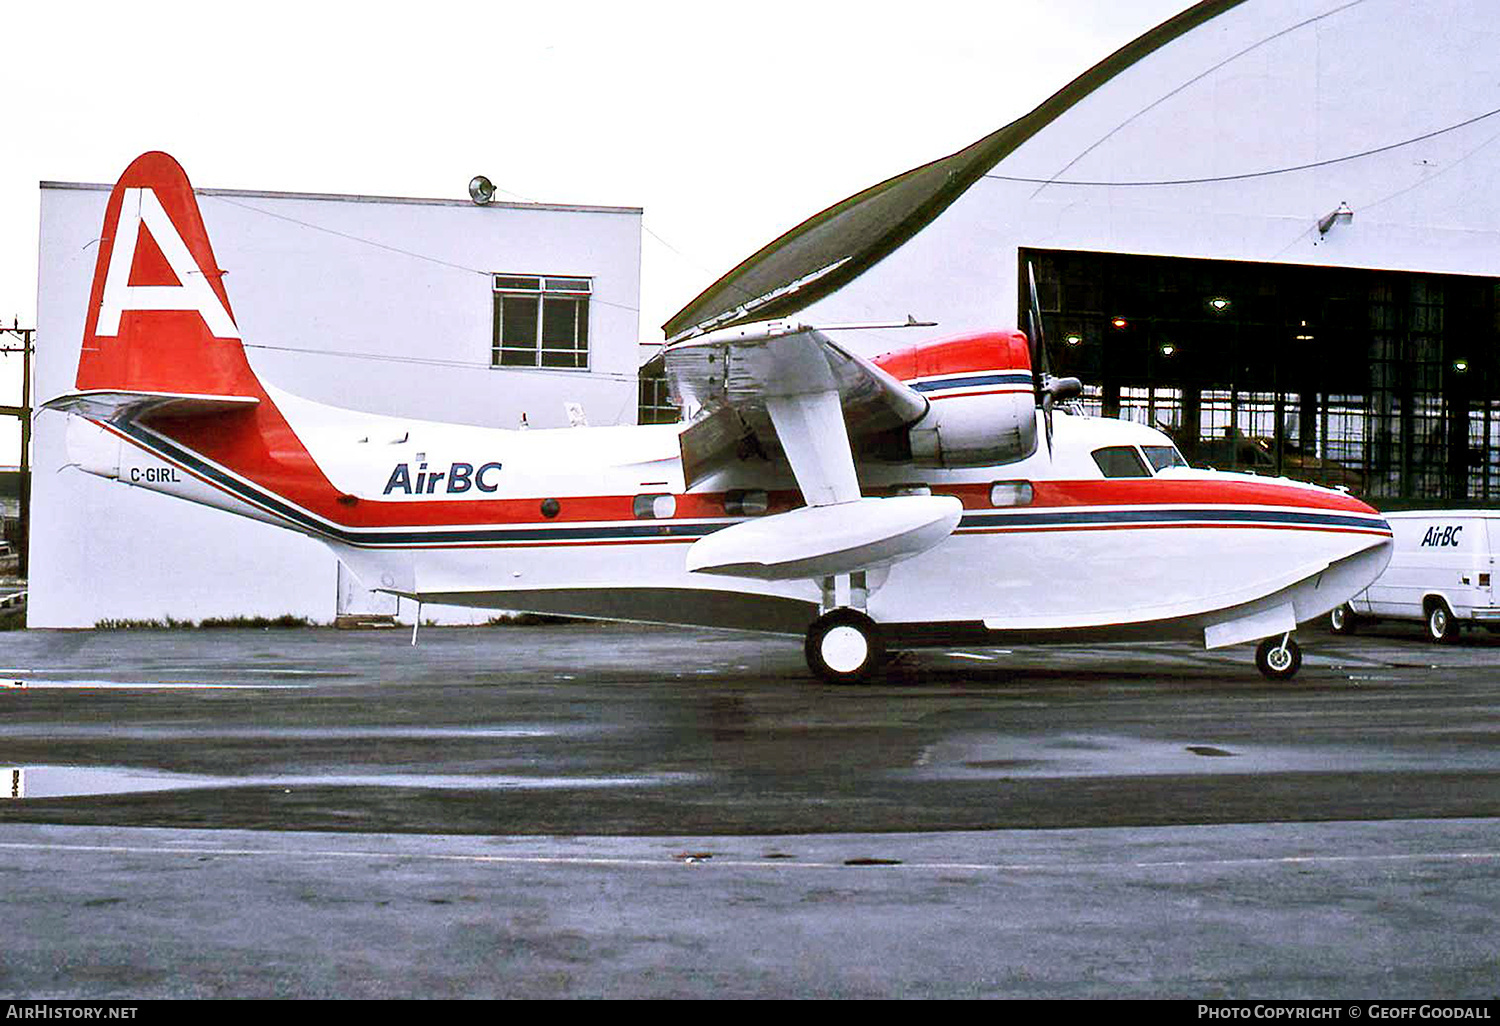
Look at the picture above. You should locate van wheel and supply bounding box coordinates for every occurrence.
[1255,636,1302,681]
[805,609,886,684]
[1329,604,1357,635]
[1426,600,1459,644]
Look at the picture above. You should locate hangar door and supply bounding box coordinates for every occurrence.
[1025,250,1500,507]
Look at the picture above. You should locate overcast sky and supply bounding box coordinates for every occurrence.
[0,0,1191,461]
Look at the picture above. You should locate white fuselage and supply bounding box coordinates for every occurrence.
[72,386,1395,647]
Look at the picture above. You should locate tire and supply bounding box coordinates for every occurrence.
[805,609,885,685]
[1255,636,1302,681]
[1329,604,1357,635]
[1426,600,1459,644]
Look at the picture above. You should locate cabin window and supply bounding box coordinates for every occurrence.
[723,490,769,516]
[1142,445,1188,472]
[1092,446,1152,479]
[492,275,591,369]
[989,481,1034,507]
[633,493,677,519]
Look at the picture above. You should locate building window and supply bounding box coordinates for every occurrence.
[637,357,682,424]
[492,275,591,369]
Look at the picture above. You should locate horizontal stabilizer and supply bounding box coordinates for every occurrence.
[686,495,962,581]
[42,389,259,424]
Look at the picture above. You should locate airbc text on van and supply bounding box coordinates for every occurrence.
[1420,525,1464,547]
[383,461,503,496]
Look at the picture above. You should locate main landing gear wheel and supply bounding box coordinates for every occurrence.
[1255,635,1302,681]
[1427,600,1459,644]
[1329,604,1357,635]
[805,609,885,685]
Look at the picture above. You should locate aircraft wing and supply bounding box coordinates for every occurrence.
[664,319,928,501]
[666,320,961,582]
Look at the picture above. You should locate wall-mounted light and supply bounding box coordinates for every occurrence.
[1111,317,1128,329]
[1453,358,1470,374]
[1317,202,1354,235]
[1065,333,1083,346]
[1208,297,1230,313]
[1160,343,1176,357]
[1295,319,1314,342]
[468,175,496,205]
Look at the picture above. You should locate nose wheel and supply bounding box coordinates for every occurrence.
[1254,633,1302,681]
[805,609,886,684]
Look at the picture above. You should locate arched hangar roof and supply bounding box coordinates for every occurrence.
[662,0,1250,341]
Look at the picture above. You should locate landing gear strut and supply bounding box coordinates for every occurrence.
[1254,633,1302,681]
[805,608,885,684]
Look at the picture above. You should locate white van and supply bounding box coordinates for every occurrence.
[1331,510,1499,642]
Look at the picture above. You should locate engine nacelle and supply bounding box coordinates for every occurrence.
[906,392,1038,468]
[873,330,1039,468]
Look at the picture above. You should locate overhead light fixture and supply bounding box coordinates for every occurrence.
[1453,358,1470,373]
[1208,297,1230,313]
[468,175,496,205]
[1317,202,1353,235]
[1160,343,1176,357]
[1065,333,1082,346]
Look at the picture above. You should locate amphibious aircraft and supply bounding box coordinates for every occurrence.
[45,152,1395,682]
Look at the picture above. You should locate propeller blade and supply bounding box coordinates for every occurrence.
[1026,262,1051,379]
[1026,261,1055,456]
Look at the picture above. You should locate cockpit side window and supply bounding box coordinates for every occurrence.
[1092,445,1152,479]
[1142,444,1187,472]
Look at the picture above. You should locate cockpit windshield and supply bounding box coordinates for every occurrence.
[1141,444,1188,472]
[1091,446,1152,479]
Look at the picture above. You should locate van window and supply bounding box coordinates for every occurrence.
[1092,446,1151,479]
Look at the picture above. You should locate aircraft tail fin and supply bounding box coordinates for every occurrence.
[45,151,261,423]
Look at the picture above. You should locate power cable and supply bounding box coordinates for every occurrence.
[207,195,640,314]
[240,339,644,382]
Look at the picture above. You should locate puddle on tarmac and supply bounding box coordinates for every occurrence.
[3,765,683,799]
[0,726,568,740]
[3,680,311,690]
[906,732,1500,779]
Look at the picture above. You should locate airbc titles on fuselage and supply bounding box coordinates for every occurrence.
[383,460,503,496]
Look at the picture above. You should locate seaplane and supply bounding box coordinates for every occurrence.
[45,152,1395,683]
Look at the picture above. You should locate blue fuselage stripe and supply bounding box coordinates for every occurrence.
[117,421,1390,548]
[959,509,1390,531]
[910,373,1033,392]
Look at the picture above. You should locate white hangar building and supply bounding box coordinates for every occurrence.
[31,173,641,627]
[665,0,1500,509]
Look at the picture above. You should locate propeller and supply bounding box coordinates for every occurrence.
[1025,261,1082,456]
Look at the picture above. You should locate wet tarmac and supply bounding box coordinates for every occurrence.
[2,622,1499,997]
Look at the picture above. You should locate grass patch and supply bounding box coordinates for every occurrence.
[94,615,314,630]
[484,612,583,626]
